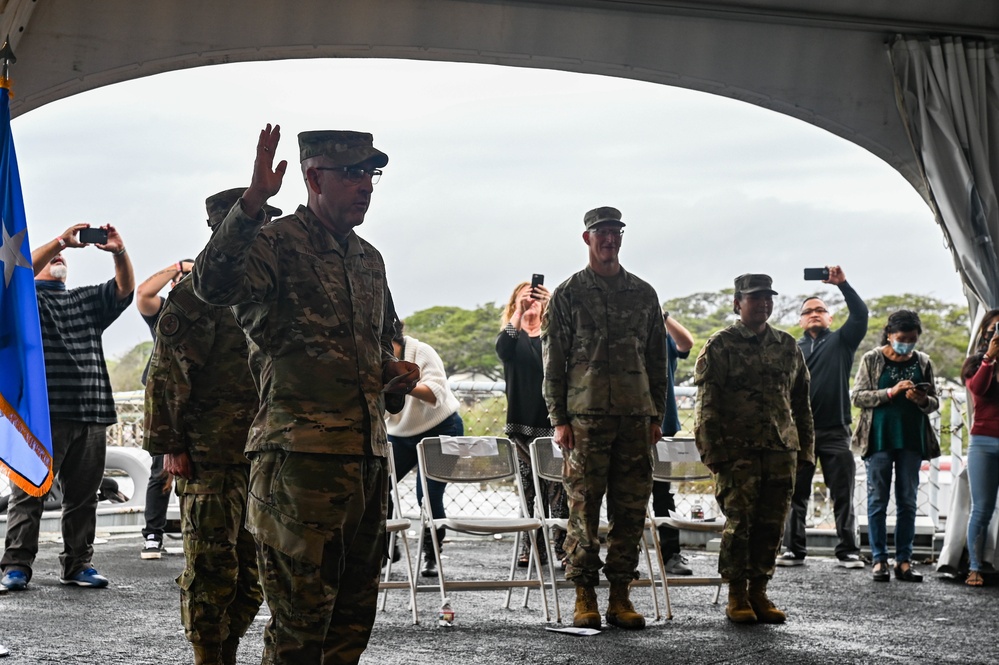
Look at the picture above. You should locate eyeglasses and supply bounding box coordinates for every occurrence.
[314,166,382,184]
[589,228,624,238]
[800,307,829,316]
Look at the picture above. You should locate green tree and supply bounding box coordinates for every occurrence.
[664,290,969,383]
[403,304,505,380]
[850,294,969,382]
[107,340,153,393]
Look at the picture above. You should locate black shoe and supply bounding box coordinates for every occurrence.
[894,561,923,582]
[421,554,438,578]
[872,560,890,582]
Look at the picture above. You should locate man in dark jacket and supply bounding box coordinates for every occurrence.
[777,266,868,569]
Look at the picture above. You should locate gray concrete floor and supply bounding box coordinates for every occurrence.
[0,534,997,664]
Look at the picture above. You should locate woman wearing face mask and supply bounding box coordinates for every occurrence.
[960,309,999,587]
[851,310,940,583]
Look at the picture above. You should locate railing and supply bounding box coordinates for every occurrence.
[106,382,964,530]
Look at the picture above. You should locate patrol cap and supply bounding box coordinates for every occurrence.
[583,206,626,231]
[298,130,389,167]
[205,188,282,228]
[734,273,778,296]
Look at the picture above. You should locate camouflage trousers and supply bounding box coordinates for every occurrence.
[714,451,797,582]
[247,451,387,665]
[563,416,654,587]
[176,463,262,648]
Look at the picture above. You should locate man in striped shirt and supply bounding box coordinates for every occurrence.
[0,222,134,591]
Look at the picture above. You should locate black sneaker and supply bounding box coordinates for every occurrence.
[836,554,866,569]
[775,551,805,567]
[140,535,163,560]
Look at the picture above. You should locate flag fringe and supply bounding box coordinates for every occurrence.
[0,391,53,496]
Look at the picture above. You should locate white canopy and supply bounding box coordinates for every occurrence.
[2,0,998,308]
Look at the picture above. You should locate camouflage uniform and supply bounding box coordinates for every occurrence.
[193,161,397,663]
[142,274,262,660]
[694,320,814,582]
[542,266,667,587]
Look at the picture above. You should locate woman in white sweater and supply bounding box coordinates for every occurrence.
[385,321,463,577]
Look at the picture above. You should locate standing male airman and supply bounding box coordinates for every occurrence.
[193,126,417,665]
[143,188,281,665]
[543,206,667,630]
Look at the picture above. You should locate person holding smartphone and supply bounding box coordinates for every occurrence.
[959,310,999,587]
[778,266,868,570]
[851,310,940,583]
[496,277,566,568]
[1,223,134,592]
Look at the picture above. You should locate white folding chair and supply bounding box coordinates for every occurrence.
[528,437,662,623]
[647,436,725,620]
[416,436,550,622]
[379,441,418,624]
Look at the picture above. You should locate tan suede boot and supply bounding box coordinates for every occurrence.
[191,644,221,665]
[725,580,758,623]
[605,583,646,630]
[573,585,601,628]
[748,577,786,623]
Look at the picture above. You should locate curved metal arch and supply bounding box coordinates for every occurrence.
[3,0,997,199]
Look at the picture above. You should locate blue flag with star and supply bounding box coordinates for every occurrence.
[0,84,53,496]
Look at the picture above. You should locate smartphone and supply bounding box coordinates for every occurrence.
[383,367,418,392]
[913,382,932,392]
[78,227,108,245]
[530,273,544,299]
[803,267,830,281]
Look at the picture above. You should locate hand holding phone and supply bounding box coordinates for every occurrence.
[913,382,932,392]
[383,366,419,392]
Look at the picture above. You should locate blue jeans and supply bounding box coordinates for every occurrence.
[387,411,464,520]
[967,435,999,572]
[866,449,922,563]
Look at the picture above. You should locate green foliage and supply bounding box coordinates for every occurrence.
[403,304,505,380]
[665,290,970,383]
[856,294,970,382]
[107,341,152,393]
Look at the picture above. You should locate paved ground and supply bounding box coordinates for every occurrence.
[0,533,996,664]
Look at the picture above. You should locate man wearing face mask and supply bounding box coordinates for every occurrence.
[694,274,813,624]
[777,266,868,570]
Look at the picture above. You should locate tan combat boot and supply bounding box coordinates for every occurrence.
[191,643,221,665]
[725,579,758,623]
[573,585,601,629]
[605,583,646,630]
[748,577,786,623]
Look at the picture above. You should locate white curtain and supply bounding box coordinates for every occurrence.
[890,35,999,323]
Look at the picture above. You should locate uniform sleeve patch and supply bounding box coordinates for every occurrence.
[159,313,181,337]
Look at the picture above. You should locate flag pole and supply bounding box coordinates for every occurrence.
[0,39,17,655]
[0,35,15,91]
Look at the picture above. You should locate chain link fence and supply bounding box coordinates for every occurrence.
[104,382,961,530]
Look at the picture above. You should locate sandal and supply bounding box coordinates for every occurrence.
[966,570,985,587]
[517,552,530,568]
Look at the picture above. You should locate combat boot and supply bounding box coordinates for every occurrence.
[605,583,646,629]
[748,577,786,623]
[725,580,758,623]
[572,585,601,629]
[191,643,221,665]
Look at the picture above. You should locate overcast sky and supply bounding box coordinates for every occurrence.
[10,58,962,358]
